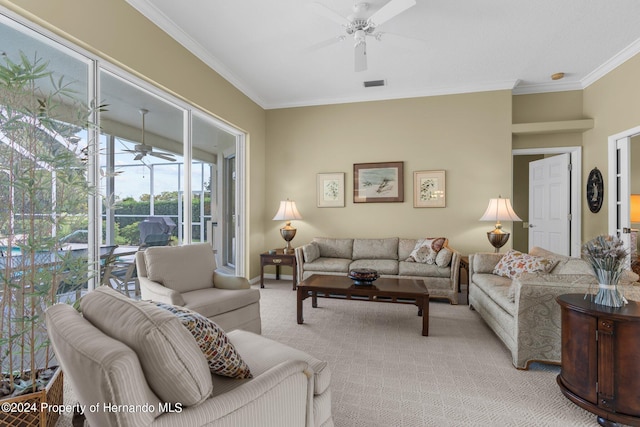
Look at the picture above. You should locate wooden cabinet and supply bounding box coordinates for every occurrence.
[557,294,640,427]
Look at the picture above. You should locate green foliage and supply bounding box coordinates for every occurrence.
[111,195,210,242]
[118,222,141,246]
[0,52,98,395]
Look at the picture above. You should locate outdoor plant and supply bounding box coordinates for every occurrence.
[581,234,628,307]
[0,51,98,399]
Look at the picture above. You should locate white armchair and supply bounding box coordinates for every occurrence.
[136,243,261,334]
[45,287,333,427]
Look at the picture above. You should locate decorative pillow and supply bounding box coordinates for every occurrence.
[435,247,453,267]
[493,249,557,279]
[303,241,320,263]
[406,237,447,264]
[81,286,212,406]
[155,303,252,379]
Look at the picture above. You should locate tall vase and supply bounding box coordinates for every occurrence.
[593,269,626,308]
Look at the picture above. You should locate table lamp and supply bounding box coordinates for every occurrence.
[273,199,303,253]
[479,196,522,252]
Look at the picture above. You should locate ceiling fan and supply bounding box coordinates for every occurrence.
[124,108,177,162]
[309,0,416,72]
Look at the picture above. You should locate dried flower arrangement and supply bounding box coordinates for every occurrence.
[581,235,628,307]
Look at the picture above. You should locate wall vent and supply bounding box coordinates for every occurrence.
[363,79,386,88]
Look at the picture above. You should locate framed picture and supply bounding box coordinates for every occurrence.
[353,161,404,203]
[317,172,345,207]
[413,170,446,207]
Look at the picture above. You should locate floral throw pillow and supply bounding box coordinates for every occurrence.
[406,237,447,264]
[155,303,252,379]
[493,249,557,279]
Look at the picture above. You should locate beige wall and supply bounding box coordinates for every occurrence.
[265,91,513,256]
[583,53,640,241]
[513,90,584,123]
[1,0,268,278]
[511,90,585,253]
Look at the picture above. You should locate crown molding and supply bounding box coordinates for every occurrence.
[125,0,267,109]
[512,80,583,95]
[582,37,640,89]
[264,79,519,109]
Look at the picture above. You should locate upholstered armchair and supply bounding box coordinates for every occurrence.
[136,243,261,334]
[45,287,334,427]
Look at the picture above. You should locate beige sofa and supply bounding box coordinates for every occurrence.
[136,243,261,334]
[469,247,640,369]
[295,237,461,304]
[45,286,334,427]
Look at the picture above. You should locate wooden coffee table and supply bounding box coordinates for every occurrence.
[296,274,430,336]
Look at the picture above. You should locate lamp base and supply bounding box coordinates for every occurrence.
[280,226,297,254]
[487,231,510,253]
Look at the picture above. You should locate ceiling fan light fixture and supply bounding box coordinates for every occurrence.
[310,0,416,72]
[354,29,367,43]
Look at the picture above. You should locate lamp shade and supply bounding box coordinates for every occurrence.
[631,194,640,223]
[479,197,522,222]
[272,200,303,221]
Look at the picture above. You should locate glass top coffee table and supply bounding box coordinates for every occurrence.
[296,274,430,336]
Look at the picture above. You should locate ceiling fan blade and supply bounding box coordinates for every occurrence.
[307,35,345,52]
[354,41,367,72]
[309,2,351,26]
[150,152,177,161]
[133,153,145,161]
[368,0,416,28]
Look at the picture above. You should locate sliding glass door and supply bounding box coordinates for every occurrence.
[1,12,247,284]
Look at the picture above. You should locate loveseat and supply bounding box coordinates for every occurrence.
[295,237,461,304]
[469,247,640,369]
[45,286,334,427]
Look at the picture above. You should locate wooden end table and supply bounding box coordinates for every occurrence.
[459,255,469,304]
[556,294,640,427]
[260,249,297,290]
[296,274,429,336]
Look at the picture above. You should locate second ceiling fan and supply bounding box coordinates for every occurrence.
[310,0,416,72]
[125,108,176,162]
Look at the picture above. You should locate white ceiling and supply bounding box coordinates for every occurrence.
[127,0,640,110]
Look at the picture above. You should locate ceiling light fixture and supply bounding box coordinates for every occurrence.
[551,72,565,80]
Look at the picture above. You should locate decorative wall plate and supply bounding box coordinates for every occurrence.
[587,167,604,213]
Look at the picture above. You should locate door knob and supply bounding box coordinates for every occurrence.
[529,224,535,228]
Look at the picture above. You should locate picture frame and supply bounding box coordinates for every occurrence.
[317,172,345,207]
[353,161,404,203]
[413,170,446,208]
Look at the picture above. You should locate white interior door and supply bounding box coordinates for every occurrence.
[608,131,634,267]
[529,153,571,255]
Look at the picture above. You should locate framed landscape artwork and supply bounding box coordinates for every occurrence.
[317,172,345,207]
[413,170,445,207]
[353,161,404,203]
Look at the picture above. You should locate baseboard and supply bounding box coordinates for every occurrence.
[249,273,294,285]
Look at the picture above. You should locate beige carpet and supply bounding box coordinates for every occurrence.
[57,280,606,426]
